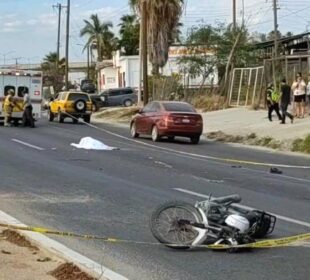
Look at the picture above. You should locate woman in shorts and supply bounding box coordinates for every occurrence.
[292,72,306,118]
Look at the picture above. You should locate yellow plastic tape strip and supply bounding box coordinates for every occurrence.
[0,223,309,249]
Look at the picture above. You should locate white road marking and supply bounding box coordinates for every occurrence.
[50,118,310,170]
[12,139,45,151]
[191,175,224,184]
[174,188,310,228]
[0,210,128,280]
[154,161,173,169]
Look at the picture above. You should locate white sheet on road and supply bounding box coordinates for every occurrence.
[71,137,117,150]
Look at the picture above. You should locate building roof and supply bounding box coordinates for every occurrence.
[255,31,310,49]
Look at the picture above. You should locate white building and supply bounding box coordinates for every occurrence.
[97,46,218,92]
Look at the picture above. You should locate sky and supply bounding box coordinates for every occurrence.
[0,0,309,65]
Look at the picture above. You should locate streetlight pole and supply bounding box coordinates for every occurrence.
[0,51,15,67]
[272,0,279,89]
[65,0,70,90]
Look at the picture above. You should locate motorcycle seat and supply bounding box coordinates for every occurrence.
[211,194,241,204]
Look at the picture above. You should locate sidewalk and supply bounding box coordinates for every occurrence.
[202,107,310,141]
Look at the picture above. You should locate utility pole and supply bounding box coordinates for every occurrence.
[87,44,90,79]
[65,0,70,90]
[13,57,23,69]
[272,0,279,88]
[141,0,149,105]
[138,16,143,105]
[53,3,63,69]
[232,0,236,31]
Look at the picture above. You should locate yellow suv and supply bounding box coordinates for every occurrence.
[48,91,92,123]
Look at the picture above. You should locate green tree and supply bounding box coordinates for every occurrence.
[129,0,184,75]
[80,14,117,61]
[177,25,219,88]
[118,14,140,55]
[41,52,65,93]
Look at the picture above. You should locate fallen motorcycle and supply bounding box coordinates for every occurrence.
[150,194,276,251]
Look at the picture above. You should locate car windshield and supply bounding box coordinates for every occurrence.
[68,93,89,101]
[162,102,195,112]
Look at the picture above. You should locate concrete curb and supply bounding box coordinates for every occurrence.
[0,210,128,280]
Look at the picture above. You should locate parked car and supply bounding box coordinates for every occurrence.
[81,79,96,94]
[48,91,92,123]
[91,87,137,111]
[130,101,203,144]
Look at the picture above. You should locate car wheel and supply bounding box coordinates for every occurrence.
[167,136,175,141]
[124,99,133,107]
[13,119,19,127]
[151,125,160,142]
[74,99,87,112]
[72,118,78,124]
[48,110,54,122]
[92,102,99,112]
[83,115,91,123]
[190,136,200,144]
[130,122,139,138]
[57,111,64,123]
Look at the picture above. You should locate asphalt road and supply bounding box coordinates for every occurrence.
[0,117,309,280]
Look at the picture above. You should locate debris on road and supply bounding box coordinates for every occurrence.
[71,137,118,150]
[270,167,283,174]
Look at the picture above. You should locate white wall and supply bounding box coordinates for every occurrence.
[99,67,118,91]
[98,49,219,90]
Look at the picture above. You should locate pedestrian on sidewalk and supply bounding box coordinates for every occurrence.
[280,78,294,124]
[3,89,16,127]
[22,90,35,128]
[266,83,282,122]
[292,72,306,118]
[306,75,310,115]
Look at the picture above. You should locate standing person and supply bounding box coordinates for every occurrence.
[306,75,310,115]
[266,83,282,122]
[22,90,35,128]
[280,78,294,124]
[292,72,306,118]
[3,89,16,127]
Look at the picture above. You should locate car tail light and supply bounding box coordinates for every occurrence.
[164,115,174,126]
[34,91,40,96]
[196,116,203,125]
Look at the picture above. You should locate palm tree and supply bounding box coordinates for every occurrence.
[118,14,140,55]
[129,0,184,75]
[80,14,117,61]
[42,52,65,69]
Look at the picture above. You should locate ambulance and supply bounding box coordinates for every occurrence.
[0,69,42,124]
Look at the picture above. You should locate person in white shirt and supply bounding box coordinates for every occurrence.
[306,76,310,115]
[291,72,306,118]
[22,90,35,127]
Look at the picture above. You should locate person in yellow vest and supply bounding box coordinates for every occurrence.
[266,84,282,122]
[3,89,16,127]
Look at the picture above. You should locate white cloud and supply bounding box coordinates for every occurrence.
[4,20,22,28]
[2,27,18,33]
[26,19,38,26]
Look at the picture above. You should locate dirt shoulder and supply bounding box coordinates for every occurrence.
[92,106,310,154]
[0,227,98,280]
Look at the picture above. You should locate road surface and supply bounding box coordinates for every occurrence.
[0,118,309,280]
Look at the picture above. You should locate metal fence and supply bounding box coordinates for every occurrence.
[228,66,265,107]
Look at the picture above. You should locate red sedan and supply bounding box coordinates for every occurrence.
[130,101,203,144]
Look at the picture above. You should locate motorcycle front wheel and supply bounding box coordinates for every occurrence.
[150,201,204,249]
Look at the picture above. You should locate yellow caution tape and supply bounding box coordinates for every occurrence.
[0,223,309,250]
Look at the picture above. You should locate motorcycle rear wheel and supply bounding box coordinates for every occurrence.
[150,201,204,249]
